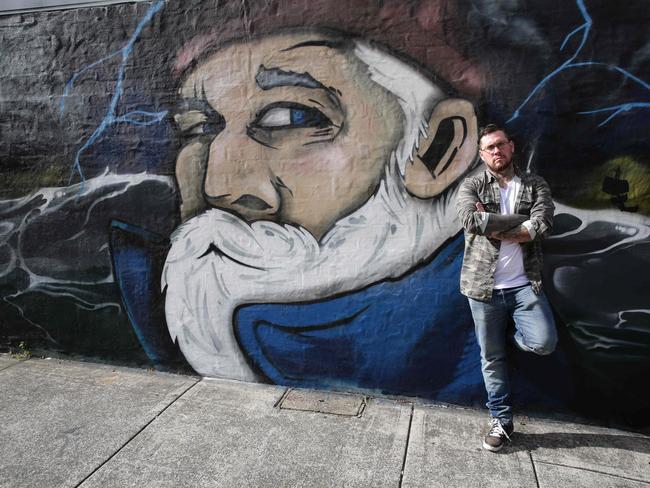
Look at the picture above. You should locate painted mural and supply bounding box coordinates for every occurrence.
[1,0,649,425]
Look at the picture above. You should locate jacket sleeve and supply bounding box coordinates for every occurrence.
[456,177,484,234]
[528,176,554,239]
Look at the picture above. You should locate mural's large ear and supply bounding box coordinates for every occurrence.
[404,99,478,199]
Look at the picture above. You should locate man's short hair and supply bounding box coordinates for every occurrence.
[478,124,509,145]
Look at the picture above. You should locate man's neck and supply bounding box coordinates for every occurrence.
[487,165,516,188]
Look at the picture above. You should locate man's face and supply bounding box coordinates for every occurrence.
[174,33,402,240]
[478,130,514,174]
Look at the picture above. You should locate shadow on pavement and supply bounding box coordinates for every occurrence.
[506,431,650,454]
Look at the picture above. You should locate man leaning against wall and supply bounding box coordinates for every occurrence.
[456,124,558,452]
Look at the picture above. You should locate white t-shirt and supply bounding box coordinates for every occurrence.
[493,176,530,289]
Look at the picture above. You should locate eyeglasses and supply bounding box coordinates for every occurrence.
[479,140,510,153]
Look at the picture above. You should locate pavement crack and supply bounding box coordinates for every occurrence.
[398,403,415,488]
[534,459,650,485]
[273,387,291,409]
[528,451,540,488]
[73,378,200,488]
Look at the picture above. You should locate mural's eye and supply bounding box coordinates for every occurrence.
[254,103,332,130]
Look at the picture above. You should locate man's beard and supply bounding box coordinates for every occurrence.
[162,157,462,380]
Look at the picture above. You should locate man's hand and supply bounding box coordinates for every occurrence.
[475,201,486,213]
[491,224,533,243]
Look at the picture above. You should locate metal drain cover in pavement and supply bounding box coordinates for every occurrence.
[278,389,367,417]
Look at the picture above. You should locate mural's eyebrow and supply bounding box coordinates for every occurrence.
[255,65,327,91]
[280,39,345,52]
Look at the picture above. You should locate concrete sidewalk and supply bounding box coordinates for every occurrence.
[1,355,649,488]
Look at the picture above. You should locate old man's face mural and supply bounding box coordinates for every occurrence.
[1,0,649,424]
[164,31,478,383]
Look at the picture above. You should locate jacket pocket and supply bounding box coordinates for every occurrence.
[478,189,500,213]
[517,187,534,215]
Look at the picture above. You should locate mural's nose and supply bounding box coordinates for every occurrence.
[230,194,273,211]
[203,136,281,220]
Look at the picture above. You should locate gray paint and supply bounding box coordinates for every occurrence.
[0,358,197,488]
[401,406,538,487]
[80,380,411,487]
[520,416,650,484]
[255,65,327,91]
[1,356,649,488]
[534,462,650,487]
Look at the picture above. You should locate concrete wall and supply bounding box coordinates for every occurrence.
[1,0,649,424]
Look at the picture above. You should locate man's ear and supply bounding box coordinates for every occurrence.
[404,98,478,199]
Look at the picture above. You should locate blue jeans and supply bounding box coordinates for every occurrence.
[468,284,557,424]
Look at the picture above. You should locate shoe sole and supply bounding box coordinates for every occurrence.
[482,441,504,452]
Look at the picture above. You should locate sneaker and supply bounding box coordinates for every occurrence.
[482,418,514,452]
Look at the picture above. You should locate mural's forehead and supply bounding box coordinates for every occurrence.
[171,0,482,97]
[181,31,352,89]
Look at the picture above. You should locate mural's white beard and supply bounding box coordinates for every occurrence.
[162,153,463,380]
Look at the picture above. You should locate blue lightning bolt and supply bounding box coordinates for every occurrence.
[508,0,650,126]
[60,0,167,188]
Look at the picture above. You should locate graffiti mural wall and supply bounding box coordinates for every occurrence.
[1,0,649,423]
